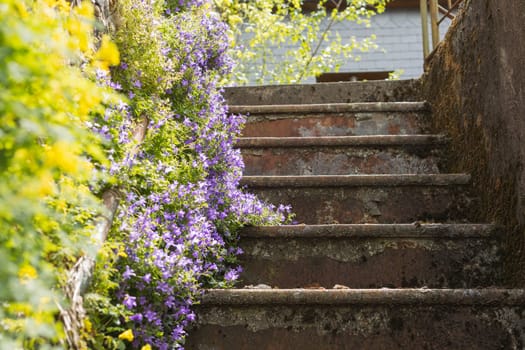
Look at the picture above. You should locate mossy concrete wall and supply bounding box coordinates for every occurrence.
[421,0,525,285]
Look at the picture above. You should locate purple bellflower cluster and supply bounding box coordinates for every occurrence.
[93,0,291,348]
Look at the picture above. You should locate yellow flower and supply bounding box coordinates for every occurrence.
[84,318,93,333]
[118,329,134,342]
[75,1,94,18]
[141,345,152,350]
[18,264,38,283]
[94,35,120,71]
[14,2,28,17]
[118,247,128,258]
[45,141,79,173]
[67,17,91,52]
[229,14,242,26]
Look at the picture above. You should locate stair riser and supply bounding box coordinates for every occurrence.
[242,111,427,137]
[241,147,441,175]
[250,186,472,224]
[239,238,500,288]
[187,305,525,350]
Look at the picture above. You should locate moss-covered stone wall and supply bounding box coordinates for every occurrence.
[421,0,525,285]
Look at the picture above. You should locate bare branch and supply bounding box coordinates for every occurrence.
[297,0,344,82]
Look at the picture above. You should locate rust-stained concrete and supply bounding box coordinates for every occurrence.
[242,110,428,137]
[237,224,499,290]
[230,101,427,115]
[240,142,443,175]
[248,183,473,224]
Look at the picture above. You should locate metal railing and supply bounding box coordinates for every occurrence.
[420,0,465,57]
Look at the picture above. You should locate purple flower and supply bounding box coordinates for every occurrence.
[123,295,137,309]
[130,313,143,322]
[122,265,136,280]
[107,0,290,347]
[224,267,241,282]
[186,312,196,322]
[145,309,157,322]
[110,81,122,90]
[142,273,152,283]
[171,325,185,341]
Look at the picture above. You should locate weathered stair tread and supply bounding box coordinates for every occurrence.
[224,79,422,105]
[199,288,525,305]
[236,134,447,148]
[241,174,470,187]
[230,101,428,115]
[240,223,496,238]
[188,288,525,350]
[238,224,500,289]
[249,183,470,224]
[239,135,445,175]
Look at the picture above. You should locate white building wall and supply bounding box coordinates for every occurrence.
[324,8,451,81]
[240,8,451,84]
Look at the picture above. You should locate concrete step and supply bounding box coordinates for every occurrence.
[241,174,473,224]
[238,224,501,288]
[186,288,525,350]
[237,102,429,137]
[238,135,445,175]
[224,79,422,105]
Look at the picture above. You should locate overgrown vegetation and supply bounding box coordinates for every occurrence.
[1,0,290,349]
[0,0,119,348]
[83,0,291,348]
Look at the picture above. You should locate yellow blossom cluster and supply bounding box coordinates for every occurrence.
[0,0,120,346]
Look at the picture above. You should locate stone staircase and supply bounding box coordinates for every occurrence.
[186,80,525,349]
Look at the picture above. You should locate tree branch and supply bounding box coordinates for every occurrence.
[297,0,343,82]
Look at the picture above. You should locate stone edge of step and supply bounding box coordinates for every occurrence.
[240,174,471,187]
[198,288,525,306]
[236,135,447,148]
[239,223,497,239]
[229,102,429,115]
[224,79,422,105]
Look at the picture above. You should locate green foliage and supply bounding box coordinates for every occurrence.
[0,0,119,347]
[82,0,292,347]
[215,0,389,85]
